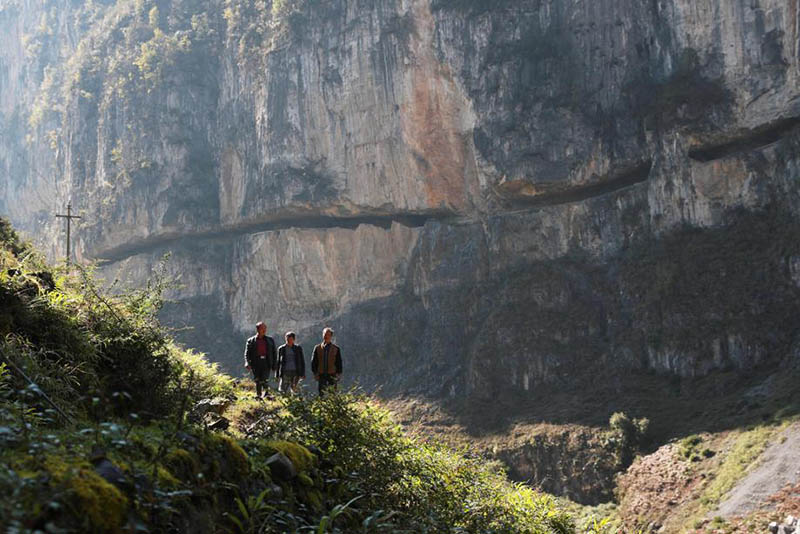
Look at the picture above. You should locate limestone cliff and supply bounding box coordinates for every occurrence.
[2,0,799,401]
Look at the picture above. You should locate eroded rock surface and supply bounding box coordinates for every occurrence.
[2,0,800,399]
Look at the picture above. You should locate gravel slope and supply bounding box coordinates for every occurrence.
[716,422,800,518]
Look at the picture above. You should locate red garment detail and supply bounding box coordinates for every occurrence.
[256,337,268,358]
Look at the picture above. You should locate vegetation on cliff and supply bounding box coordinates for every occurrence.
[25,0,320,134]
[0,216,576,533]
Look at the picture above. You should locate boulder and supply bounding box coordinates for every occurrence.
[90,448,129,491]
[266,453,297,481]
[93,458,128,489]
[206,415,230,431]
[193,397,230,418]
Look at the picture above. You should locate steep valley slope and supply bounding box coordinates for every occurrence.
[2,0,800,529]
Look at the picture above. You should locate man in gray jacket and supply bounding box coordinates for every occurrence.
[276,332,305,393]
[243,321,277,398]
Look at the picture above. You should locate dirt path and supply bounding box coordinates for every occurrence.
[716,422,800,518]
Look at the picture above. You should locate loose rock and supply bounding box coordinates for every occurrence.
[192,397,230,418]
[266,452,297,481]
[93,458,128,489]
[206,415,230,431]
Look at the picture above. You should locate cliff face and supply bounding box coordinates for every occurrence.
[2,0,800,398]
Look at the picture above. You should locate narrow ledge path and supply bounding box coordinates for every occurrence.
[94,210,451,264]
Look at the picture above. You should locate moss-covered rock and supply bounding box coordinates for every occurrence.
[165,448,199,481]
[297,472,314,487]
[262,440,316,473]
[203,434,250,478]
[156,465,181,488]
[43,456,128,533]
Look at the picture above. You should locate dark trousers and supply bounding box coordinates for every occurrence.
[252,366,270,397]
[318,374,337,396]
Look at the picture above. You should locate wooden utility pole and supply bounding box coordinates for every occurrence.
[56,202,81,264]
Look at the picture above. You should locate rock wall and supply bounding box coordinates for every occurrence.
[2,0,800,399]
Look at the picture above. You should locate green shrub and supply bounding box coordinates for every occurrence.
[0,222,231,419]
[263,391,574,533]
[0,217,30,257]
[606,412,650,468]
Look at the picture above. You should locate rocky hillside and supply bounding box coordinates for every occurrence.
[2,0,799,421]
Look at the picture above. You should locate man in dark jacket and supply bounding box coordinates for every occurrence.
[243,321,277,399]
[310,327,342,396]
[276,331,305,394]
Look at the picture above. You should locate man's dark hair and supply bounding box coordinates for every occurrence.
[285,331,296,340]
[256,321,265,330]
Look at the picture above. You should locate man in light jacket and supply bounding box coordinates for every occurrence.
[310,327,342,396]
